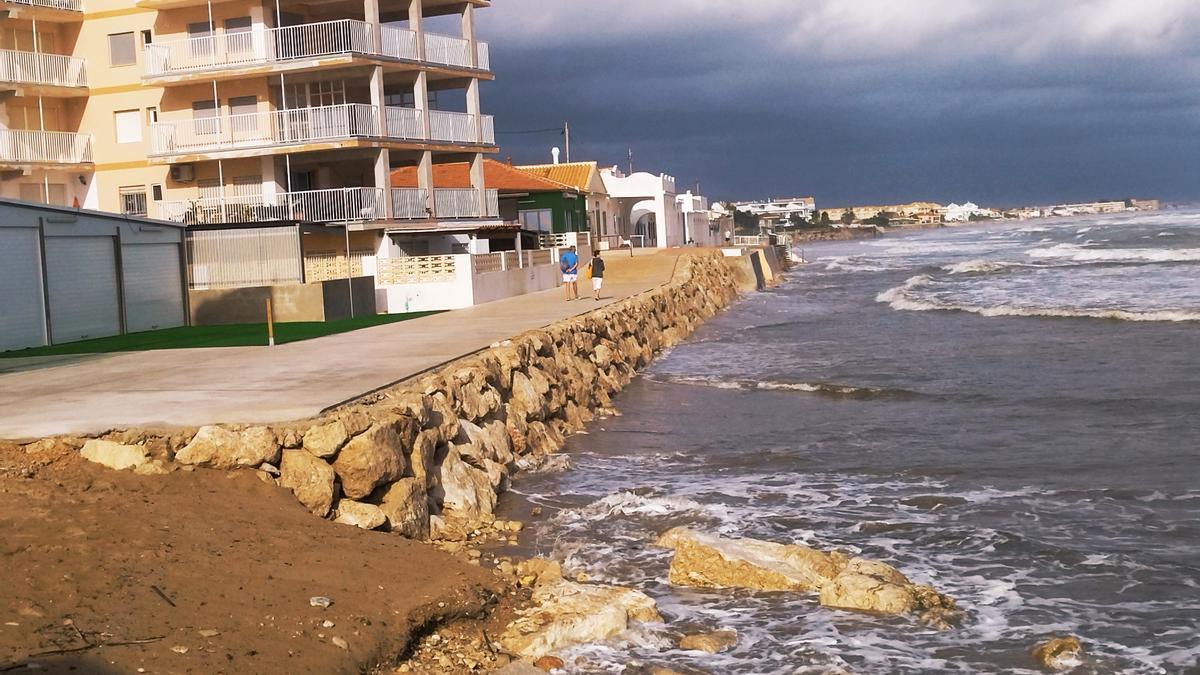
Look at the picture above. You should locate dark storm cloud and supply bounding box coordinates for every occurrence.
[476,1,1200,205]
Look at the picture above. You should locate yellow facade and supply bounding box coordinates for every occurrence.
[0,0,495,226]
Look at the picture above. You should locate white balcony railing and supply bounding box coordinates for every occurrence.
[4,0,83,12]
[0,49,87,88]
[145,19,489,77]
[157,187,386,225]
[435,188,500,219]
[391,188,428,219]
[429,110,481,144]
[150,103,381,155]
[151,104,492,158]
[0,129,92,164]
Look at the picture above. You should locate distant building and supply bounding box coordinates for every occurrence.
[677,191,720,246]
[1130,199,1161,211]
[733,197,816,227]
[821,201,945,226]
[600,167,686,248]
[944,202,988,222]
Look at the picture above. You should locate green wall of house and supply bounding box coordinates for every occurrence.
[517,191,590,234]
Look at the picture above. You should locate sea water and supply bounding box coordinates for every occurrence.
[504,210,1200,674]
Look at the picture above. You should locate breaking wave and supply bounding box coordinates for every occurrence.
[649,374,919,399]
[1026,244,1200,264]
[877,275,1200,322]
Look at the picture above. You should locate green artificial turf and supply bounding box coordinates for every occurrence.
[0,311,442,358]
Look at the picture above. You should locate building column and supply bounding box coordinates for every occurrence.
[462,4,477,68]
[375,148,392,219]
[466,77,482,144]
[409,0,425,60]
[363,0,381,50]
[470,152,485,217]
[418,150,434,219]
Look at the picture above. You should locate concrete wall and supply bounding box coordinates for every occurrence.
[472,262,562,305]
[190,276,377,326]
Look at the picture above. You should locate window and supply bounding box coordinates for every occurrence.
[228,95,258,137]
[188,21,213,59]
[519,209,552,232]
[146,106,158,125]
[114,109,142,143]
[151,184,163,201]
[191,100,218,136]
[141,29,153,47]
[225,17,252,55]
[120,186,148,216]
[109,32,136,66]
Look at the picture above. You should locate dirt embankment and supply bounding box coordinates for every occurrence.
[0,442,498,674]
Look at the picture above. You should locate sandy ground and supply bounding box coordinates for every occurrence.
[0,441,500,675]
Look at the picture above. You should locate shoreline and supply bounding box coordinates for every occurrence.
[0,250,770,673]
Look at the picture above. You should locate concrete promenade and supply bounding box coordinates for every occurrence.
[0,252,681,440]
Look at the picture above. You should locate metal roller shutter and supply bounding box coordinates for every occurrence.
[121,243,185,333]
[0,228,47,351]
[44,236,121,344]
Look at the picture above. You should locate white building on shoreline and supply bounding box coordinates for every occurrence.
[600,167,686,248]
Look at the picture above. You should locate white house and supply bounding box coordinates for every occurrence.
[945,202,986,222]
[600,167,686,248]
[677,191,722,247]
[734,196,816,226]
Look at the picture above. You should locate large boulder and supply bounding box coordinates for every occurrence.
[819,558,957,620]
[332,499,387,530]
[279,449,337,517]
[434,446,497,520]
[679,630,737,654]
[331,422,407,499]
[378,478,430,539]
[657,528,844,592]
[498,580,661,660]
[79,439,151,472]
[175,425,280,469]
[407,429,441,489]
[302,420,349,459]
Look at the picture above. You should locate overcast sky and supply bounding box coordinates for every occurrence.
[474,0,1200,206]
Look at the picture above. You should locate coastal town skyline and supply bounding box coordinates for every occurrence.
[479,0,1200,206]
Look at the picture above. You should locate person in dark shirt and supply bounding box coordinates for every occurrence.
[588,250,606,300]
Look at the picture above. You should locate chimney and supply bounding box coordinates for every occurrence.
[551,147,561,164]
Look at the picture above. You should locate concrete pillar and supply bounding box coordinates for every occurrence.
[466,77,482,144]
[462,4,477,68]
[418,149,434,219]
[470,152,485,217]
[261,155,278,199]
[414,70,430,140]
[409,0,425,60]
[375,148,392,219]
[363,0,381,50]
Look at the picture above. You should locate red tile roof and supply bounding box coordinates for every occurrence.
[390,160,577,193]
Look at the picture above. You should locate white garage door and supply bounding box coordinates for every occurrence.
[0,228,47,351]
[121,243,185,333]
[45,236,121,344]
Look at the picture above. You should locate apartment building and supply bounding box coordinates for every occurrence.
[0,0,499,267]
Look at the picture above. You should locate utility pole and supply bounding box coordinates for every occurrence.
[563,121,571,163]
[627,148,633,175]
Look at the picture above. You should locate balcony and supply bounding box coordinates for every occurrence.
[157,187,386,225]
[1,0,84,19]
[0,129,93,166]
[0,49,87,91]
[144,19,491,80]
[155,186,497,226]
[149,103,495,159]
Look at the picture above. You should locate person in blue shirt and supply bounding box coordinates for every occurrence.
[560,245,579,300]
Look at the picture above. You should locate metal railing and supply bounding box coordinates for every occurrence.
[157,187,386,225]
[150,104,492,158]
[538,231,592,249]
[376,254,458,284]
[187,225,303,290]
[0,49,87,88]
[150,103,381,155]
[5,0,83,11]
[0,129,92,164]
[383,106,425,140]
[429,110,485,144]
[391,187,428,219]
[733,235,770,246]
[145,19,489,77]
[434,188,499,219]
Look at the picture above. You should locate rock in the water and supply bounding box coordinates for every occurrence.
[819,558,956,619]
[302,420,349,459]
[378,478,430,539]
[175,425,280,469]
[279,449,337,517]
[499,580,661,660]
[657,527,844,592]
[331,422,407,499]
[679,629,738,654]
[1032,636,1084,670]
[332,499,386,530]
[79,439,150,471]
